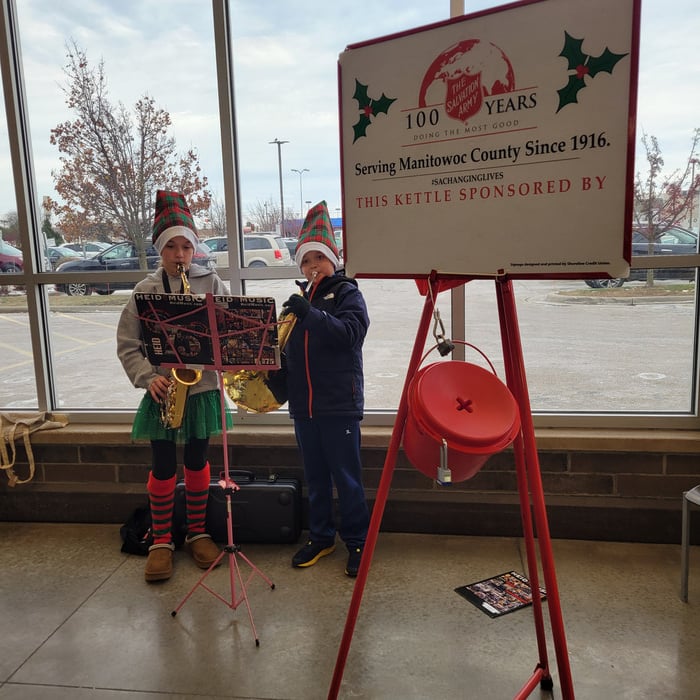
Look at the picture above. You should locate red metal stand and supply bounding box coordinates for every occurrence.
[328,275,575,699]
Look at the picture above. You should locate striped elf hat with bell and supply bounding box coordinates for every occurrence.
[152,190,199,253]
[294,200,340,269]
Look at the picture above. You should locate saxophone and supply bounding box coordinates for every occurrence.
[159,263,203,429]
[224,272,316,413]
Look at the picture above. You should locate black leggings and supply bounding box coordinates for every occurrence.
[150,438,210,480]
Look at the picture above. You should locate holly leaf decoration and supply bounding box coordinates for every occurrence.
[372,93,396,116]
[353,114,373,143]
[353,79,370,108]
[559,32,587,71]
[352,79,397,143]
[587,47,629,78]
[556,31,628,113]
[556,75,586,112]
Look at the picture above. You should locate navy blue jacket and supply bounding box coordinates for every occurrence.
[285,273,369,420]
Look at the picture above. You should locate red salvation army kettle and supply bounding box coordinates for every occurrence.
[403,355,521,483]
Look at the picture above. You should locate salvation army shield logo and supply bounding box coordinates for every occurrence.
[419,39,515,126]
[444,70,483,123]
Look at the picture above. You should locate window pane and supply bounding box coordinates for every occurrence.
[230,1,700,422]
[5,0,698,423]
[0,64,37,409]
[524,285,696,414]
[230,2,448,253]
[14,0,222,409]
[461,279,697,414]
[0,239,23,274]
[0,287,38,409]
[44,291,134,409]
[250,275,698,415]
[0,59,22,276]
[248,276,696,415]
[245,277,439,412]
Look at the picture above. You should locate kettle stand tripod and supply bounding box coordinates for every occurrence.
[171,369,274,646]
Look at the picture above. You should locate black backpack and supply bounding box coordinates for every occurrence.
[119,504,153,555]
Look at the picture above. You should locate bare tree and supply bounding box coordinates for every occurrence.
[48,40,211,268]
[246,198,297,235]
[246,198,277,232]
[0,210,19,246]
[634,128,700,285]
[206,196,227,238]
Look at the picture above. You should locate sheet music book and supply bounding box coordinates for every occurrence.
[135,293,279,371]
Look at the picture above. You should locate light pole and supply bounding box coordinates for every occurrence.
[269,138,288,235]
[292,168,309,219]
[690,158,699,232]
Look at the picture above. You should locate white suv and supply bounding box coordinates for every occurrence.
[203,234,292,267]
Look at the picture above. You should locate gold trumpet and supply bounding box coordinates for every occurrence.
[159,263,202,429]
[224,272,317,413]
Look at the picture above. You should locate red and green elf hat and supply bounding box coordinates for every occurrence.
[152,190,199,253]
[294,200,340,270]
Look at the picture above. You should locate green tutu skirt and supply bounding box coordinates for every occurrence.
[131,389,233,443]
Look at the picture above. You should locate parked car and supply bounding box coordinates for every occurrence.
[61,241,111,257]
[244,233,292,267]
[585,227,699,288]
[0,239,23,273]
[283,237,298,258]
[202,236,229,267]
[202,234,292,267]
[47,246,86,270]
[54,241,216,296]
[334,230,344,260]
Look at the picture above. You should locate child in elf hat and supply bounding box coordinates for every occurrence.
[281,200,370,577]
[116,190,232,582]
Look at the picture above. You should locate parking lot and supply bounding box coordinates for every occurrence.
[0,278,695,415]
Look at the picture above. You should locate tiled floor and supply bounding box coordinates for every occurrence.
[0,522,698,699]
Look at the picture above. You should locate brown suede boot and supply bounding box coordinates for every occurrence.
[144,543,174,582]
[185,533,221,569]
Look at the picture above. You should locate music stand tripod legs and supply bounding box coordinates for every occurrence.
[171,372,275,646]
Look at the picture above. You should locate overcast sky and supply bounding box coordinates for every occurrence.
[1,0,698,226]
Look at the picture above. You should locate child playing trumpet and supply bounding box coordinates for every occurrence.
[281,201,370,577]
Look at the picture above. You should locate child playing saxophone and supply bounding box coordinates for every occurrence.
[116,190,231,582]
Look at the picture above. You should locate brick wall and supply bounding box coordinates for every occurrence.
[1,424,700,544]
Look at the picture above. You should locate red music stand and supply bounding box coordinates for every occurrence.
[135,292,280,645]
[170,373,274,646]
[328,273,575,699]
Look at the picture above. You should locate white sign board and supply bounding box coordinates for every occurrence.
[338,0,640,279]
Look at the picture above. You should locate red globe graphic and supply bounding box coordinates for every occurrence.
[418,39,515,124]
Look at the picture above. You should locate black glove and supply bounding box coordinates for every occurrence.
[264,353,288,405]
[282,294,310,319]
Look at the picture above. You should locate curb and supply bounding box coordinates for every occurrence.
[547,293,694,305]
